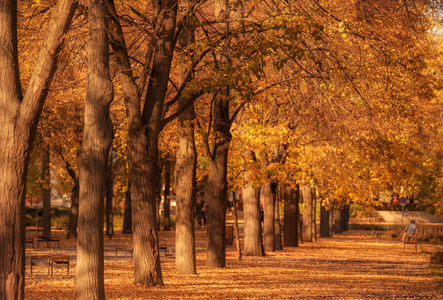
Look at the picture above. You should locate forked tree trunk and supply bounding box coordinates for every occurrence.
[42,141,51,236]
[283,184,299,247]
[74,0,114,298]
[174,0,197,273]
[0,0,77,298]
[205,0,231,270]
[243,182,265,256]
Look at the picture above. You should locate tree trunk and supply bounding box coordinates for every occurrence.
[42,140,51,236]
[243,182,265,256]
[274,184,283,250]
[263,180,275,252]
[232,192,242,260]
[333,206,343,234]
[174,1,197,273]
[106,151,114,239]
[283,184,299,247]
[163,159,171,231]
[311,188,317,242]
[65,161,79,239]
[205,0,231,269]
[301,185,312,242]
[74,0,113,297]
[329,201,335,237]
[343,204,350,231]
[320,200,331,238]
[122,186,131,234]
[0,0,77,298]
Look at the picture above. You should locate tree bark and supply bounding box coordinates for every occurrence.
[283,184,299,247]
[163,159,171,231]
[74,0,113,297]
[301,185,312,242]
[174,0,197,273]
[243,182,265,256]
[0,0,77,298]
[42,140,51,236]
[333,205,344,234]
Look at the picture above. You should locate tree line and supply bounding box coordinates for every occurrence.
[1,0,441,299]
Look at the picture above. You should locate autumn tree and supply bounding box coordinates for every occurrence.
[0,0,77,298]
[74,0,114,297]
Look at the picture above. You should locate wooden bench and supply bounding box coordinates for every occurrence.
[403,235,418,253]
[115,245,133,260]
[115,244,169,260]
[30,255,70,277]
[37,235,60,248]
[25,237,34,248]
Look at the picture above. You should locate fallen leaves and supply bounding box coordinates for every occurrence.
[25,230,441,299]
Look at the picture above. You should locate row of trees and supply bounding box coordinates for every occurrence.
[1,0,442,299]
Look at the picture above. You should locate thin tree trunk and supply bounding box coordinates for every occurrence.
[243,182,265,256]
[174,0,197,273]
[301,185,312,242]
[65,160,79,239]
[42,140,51,236]
[263,179,275,252]
[106,151,114,239]
[122,186,132,234]
[274,184,283,250]
[312,188,317,242]
[163,159,171,231]
[232,192,242,260]
[283,184,299,247]
[0,0,77,298]
[74,0,113,297]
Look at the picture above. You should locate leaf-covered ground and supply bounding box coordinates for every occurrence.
[25,229,442,299]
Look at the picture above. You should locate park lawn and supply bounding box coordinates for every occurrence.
[24,229,441,299]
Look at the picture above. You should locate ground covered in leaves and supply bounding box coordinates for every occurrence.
[25,229,442,299]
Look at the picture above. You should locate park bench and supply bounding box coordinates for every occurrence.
[403,235,418,253]
[115,244,170,260]
[26,237,34,248]
[37,235,60,248]
[30,255,70,278]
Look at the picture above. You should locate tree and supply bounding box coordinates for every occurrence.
[242,179,265,256]
[174,0,197,274]
[0,0,77,298]
[283,184,300,247]
[42,139,51,235]
[74,0,114,297]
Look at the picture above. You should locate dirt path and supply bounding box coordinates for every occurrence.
[25,230,441,299]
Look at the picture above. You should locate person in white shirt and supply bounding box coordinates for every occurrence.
[403,220,417,242]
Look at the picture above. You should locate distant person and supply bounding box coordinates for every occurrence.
[403,220,417,242]
[201,204,207,226]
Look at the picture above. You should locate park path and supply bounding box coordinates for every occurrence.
[25,230,441,299]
